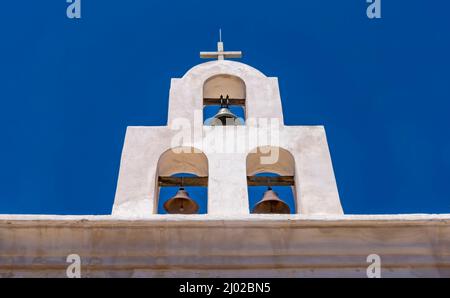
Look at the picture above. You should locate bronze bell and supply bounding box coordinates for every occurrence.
[163,188,199,214]
[252,187,290,214]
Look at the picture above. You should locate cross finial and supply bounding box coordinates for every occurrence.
[200,30,242,60]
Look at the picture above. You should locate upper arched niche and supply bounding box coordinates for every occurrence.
[156,147,208,177]
[203,74,246,100]
[246,146,295,176]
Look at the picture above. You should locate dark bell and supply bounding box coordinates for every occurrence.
[163,188,199,214]
[252,188,290,214]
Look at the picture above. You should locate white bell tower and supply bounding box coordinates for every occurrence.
[112,36,343,217]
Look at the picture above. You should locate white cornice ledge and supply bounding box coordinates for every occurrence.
[0,214,449,228]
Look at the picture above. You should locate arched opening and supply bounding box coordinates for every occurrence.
[246,146,297,214]
[156,147,208,214]
[203,74,246,126]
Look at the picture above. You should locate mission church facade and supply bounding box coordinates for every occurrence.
[0,39,449,277]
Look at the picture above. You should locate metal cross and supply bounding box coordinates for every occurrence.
[200,30,242,60]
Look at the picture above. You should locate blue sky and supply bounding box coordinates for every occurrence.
[0,1,449,215]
